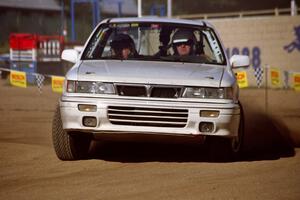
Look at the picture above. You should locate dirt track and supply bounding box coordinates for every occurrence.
[0,79,300,199]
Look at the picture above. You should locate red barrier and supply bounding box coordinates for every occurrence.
[9,33,38,50]
[9,33,64,62]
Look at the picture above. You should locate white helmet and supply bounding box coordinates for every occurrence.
[172,29,197,55]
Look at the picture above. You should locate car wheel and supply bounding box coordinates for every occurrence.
[207,101,244,162]
[230,101,245,155]
[52,105,91,160]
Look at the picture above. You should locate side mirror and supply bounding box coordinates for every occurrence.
[230,55,250,68]
[74,46,84,52]
[61,49,80,63]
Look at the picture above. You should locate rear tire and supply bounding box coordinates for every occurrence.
[52,105,91,160]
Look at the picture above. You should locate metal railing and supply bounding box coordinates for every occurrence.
[176,8,299,20]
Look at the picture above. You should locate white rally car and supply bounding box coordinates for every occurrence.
[52,17,249,160]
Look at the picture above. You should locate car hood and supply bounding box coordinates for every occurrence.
[76,60,225,87]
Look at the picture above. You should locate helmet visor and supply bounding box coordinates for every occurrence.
[173,39,194,47]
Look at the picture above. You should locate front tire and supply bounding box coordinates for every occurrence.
[207,102,245,162]
[230,101,245,156]
[52,105,91,160]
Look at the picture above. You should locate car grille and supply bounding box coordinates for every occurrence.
[116,85,182,98]
[116,85,147,97]
[107,106,188,128]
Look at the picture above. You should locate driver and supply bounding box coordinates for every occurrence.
[172,29,197,56]
[110,33,137,59]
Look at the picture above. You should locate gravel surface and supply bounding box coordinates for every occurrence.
[0,79,299,200]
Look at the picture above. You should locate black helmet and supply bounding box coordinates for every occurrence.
[111,34,135,51]
[110,33,137,59]
[172,29,197,55]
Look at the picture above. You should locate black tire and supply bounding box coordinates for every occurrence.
[52,105,91,160]
[207,101,245,162]
[230,101,245,156]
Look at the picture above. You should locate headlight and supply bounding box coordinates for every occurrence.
[66,80,115,94]
[182,87,233,99]
[66,80,76,93]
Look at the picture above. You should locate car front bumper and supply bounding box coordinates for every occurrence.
[59,96,241,139]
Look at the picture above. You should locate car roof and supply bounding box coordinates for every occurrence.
[100,17,213,28]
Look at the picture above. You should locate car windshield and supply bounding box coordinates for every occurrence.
[82,22,226,65]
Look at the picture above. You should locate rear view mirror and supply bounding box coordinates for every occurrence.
[61,49,80,63]
[230,55,250,68]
